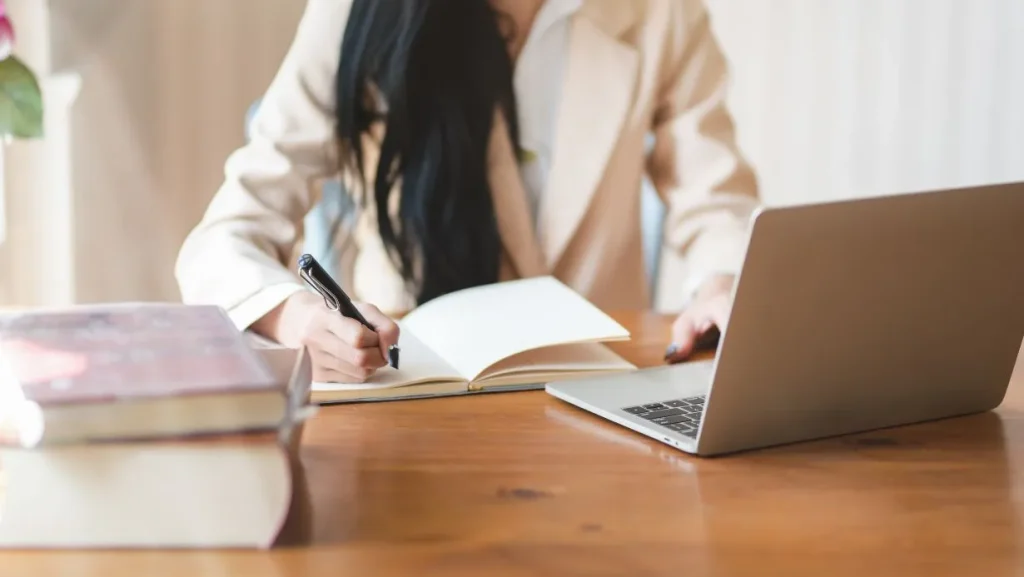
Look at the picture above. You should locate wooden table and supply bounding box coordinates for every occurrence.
[4,311,1024,576]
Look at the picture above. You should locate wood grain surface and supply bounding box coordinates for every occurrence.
[3,311,1023,577]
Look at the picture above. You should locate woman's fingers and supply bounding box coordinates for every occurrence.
[310,324,386,374]
[287,293,394,382]
[666,313,698,364]
[322,314,379,349]
[704,295,731,331]
[353,302,401,361]
[666,297,731,364]
[665,275,736,365]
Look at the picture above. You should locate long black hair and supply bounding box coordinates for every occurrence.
[334,0,520,305]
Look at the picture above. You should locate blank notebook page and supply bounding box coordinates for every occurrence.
[401,277,629,381]
[313,329,463,390]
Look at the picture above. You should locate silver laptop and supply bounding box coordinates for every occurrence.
[546,181,1024,456]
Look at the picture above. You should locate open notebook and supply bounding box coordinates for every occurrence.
[312,277,636,403]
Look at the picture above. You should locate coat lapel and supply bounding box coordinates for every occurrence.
[487,111,549,278]
[536,2,640,267]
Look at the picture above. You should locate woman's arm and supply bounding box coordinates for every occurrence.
[646,0,761,360]
[177,0,400,383]
[175,0,352,332]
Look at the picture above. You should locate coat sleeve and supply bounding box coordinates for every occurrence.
[646,0,761,305]
[175,0,352,330]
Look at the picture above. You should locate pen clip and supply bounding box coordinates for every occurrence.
[299,268,341,312]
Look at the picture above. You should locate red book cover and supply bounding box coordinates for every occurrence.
[0,304,279,407]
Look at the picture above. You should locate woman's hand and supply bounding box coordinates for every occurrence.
[665,274,735,364]
[254,291,400,383]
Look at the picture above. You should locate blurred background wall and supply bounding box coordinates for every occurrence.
[1,0,307,306]
[1,0,1022,306]
[52,0,309,304]
[708,0,1024,204]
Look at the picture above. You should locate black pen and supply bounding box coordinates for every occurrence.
[297,253,400,369]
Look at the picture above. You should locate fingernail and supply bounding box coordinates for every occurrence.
[664,344,679,361]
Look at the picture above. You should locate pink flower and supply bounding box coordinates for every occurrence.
[0,0,15,62]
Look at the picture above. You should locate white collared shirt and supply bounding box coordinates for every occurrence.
[513,0,583,225]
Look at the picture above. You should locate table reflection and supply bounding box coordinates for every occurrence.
[546,403,1020,577]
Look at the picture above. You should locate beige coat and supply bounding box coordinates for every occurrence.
[175,0,761,329]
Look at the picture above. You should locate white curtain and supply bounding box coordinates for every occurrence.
[706,0,1024,205]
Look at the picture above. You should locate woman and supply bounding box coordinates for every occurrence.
[176,0,761,384]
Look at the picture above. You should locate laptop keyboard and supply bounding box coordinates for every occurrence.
[622,396,705,438]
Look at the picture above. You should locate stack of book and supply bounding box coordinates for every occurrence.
[0,303,314,549]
